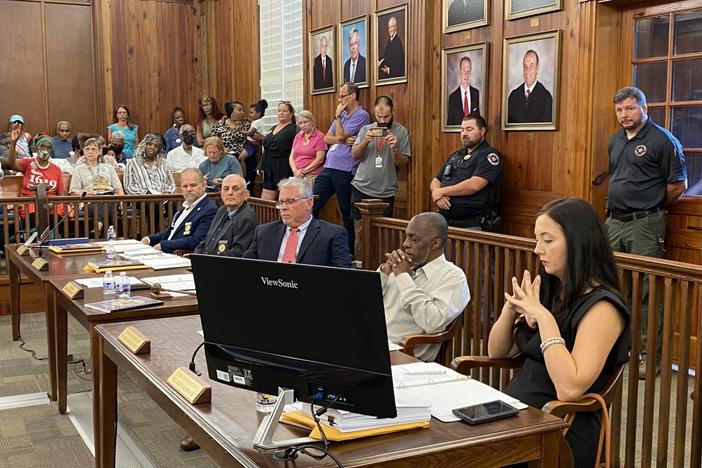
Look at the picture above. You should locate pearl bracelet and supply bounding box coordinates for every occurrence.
[540,337,566,354]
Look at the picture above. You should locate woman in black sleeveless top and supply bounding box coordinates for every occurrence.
[488,198,630,468]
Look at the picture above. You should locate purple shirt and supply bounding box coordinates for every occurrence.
[324,107,370,173]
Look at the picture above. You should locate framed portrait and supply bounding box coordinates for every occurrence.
[309,26,336,95]
[443,0,488,33]
[441,43,488,132]
[373,5,407,86]
[339,16,369,88]
[506,0,561,21]
[502,31,559,131]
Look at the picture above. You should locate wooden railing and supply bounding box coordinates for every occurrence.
[357,201,701,468]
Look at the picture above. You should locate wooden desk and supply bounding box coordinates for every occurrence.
[5,244,108,400]
[96,316,567,468]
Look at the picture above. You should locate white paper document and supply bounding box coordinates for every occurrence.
[75,276,146,288]
[392,362,468,388]
[388,341,403,351]
[140,273,195,290]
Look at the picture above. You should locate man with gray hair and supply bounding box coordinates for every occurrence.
[108,130,127,164]
[167,124,205,171]
[52,121,73,159]
[381,212,470,362]
[244,177,351,266]
[343,29,366,84]
[606,86,687,377]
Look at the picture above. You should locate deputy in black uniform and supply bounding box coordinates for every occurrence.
[430,114,503,230]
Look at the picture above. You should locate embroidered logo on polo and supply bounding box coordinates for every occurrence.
[487,153,500,166]
[634,145,647,157]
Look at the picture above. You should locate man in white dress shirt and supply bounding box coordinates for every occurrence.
[167,124,206,171]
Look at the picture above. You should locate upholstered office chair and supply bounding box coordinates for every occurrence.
[451,355,624,468]
[400,315,463,365]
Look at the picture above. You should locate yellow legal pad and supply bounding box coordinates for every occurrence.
[83,260,150,273]
[280,409,430,442]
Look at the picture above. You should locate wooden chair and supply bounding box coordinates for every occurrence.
[400,315,463,365]
[451,355,624,468]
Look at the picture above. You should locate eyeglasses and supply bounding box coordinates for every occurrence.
[275,197,310,209]
[279,100,291,105]
[338,92,352,99]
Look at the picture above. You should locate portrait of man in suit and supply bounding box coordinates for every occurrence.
[377,11,405,82]
[507,49,553,124]
[446,0,486,29]
[312,32,334,92]
[341,24,367,86]
[447,56,480,126]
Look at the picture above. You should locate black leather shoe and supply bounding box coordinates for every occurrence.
[180,435,200,452]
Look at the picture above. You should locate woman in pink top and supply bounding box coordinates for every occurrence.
[289,110,327,180]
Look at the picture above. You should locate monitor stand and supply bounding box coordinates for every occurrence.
[253,388,317,450]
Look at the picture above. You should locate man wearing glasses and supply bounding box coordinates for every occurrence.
[245,177,351,267]
[167,124,206,171]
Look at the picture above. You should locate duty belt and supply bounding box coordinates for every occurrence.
[607,207,662,222]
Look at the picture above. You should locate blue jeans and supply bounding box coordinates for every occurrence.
[313,168,354,253]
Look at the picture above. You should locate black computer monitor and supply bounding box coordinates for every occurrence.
[190,254,397,419]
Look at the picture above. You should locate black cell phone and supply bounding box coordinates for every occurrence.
[452,400,519,425]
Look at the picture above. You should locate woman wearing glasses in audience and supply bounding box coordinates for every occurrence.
[487,198,630,468]
[107,105,139,159]
[259,101,297,200]
[195,95,224,147]
[289,110,327,182]
[69,138,124,195]
[212,101,250,174]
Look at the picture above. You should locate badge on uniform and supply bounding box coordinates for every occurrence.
[183,222,192,235]
[487,153,500,166]
[463,154,471,161]
[217,240,228,253]
[634,145,647,157]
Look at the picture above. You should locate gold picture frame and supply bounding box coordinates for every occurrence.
[373,4,408,86]
[441,42,488,133]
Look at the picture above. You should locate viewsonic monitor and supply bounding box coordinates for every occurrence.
[190,254,397,419]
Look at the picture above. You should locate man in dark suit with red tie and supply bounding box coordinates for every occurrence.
[313,35,334,90]
[244,177,351,267]
[447,56,480,126]
[507,49,553,123]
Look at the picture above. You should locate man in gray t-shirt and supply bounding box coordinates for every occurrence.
[350,96,411,255]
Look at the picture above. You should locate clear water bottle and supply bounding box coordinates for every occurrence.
[116,272,131,298]
[103,270,116,296]
[107,225,117,241]
[105,225,117,261]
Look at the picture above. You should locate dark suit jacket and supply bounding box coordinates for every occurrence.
[343,55,367,84]
[507,81,553,124]
[148,197,217,253]
[243,218,351,267]
[447,85,480,125]
[194,202,258,257]
[447,0,484,26]
[313,54,334,90]
[379,35,404,79]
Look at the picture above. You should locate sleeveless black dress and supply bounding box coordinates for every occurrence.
[504,287,630,468]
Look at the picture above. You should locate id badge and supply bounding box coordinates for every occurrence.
[375,156,383,168]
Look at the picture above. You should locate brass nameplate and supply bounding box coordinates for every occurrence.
[62,281,85,299]
[167,367,212,404]
[117,326,151,354]
[530,18,539,27]
[31,257,49,271]
[16,245,30,256]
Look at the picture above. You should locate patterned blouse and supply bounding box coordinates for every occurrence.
[123,155,175,194]
[211,118,251,157]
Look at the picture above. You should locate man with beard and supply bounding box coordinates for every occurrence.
[381,212,469,362]
[430,114,502,230]
[140,168,217,253]
[167,124,206,171]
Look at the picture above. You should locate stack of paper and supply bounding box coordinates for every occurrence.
[392,362,468,388]
[75,276,148,289]
[140,255,191,270]
[141,273,195,291]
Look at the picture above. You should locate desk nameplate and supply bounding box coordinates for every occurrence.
[118,326,151,354]
[62,281,85,299]
[167,367,212,404]
[16,245,30,256]
[31,257,49,271]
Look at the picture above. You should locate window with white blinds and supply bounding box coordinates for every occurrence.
[259,0,304,129]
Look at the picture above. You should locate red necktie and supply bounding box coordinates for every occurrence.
[463,90,469,116]
[322,62,326,81]
[281,228,299,263]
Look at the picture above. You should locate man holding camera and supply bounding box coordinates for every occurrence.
[351,96,411,255]
[430,114,502,230]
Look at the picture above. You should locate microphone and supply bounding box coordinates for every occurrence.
[37,191,87,258]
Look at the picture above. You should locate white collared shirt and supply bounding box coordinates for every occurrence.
[380,254,470,362]
[276,216,314,262]
[524,81,538,96]
[168,193,207,240]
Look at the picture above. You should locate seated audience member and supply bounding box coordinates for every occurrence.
[289,109,327,180]
[140,168,216,253]
[488,198,630,468]
[1,126,66,220]
[73,134,119,170]
[124,134,176,194]
[69,138,124,195]
[163,107,186,153]
[244,177,351,267]
[107,105,139,158]
[167,124,206,171]
[381,212,469,362]
[8,115,31,157]
[194,174,258,256]
[259,101,297,200]
[240,99,268,187]
[108,131,128,165]
[198,136,242,192]
[195,95,224,147]
[52,121,73,159]
[0,132,10,158]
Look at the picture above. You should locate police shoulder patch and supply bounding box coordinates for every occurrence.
[487,153,500,166]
